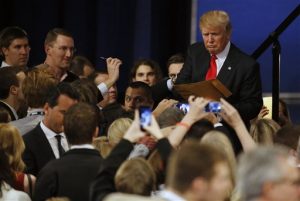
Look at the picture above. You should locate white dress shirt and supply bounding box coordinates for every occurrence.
[40,121,69,159]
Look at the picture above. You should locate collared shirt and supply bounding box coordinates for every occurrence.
[215,41,231,75]
[1,61,10,68]
[40,121,69,159]
[27,108,45,116]
[0,100,18,120]
[70,144,95,150]
[157,190,186,201]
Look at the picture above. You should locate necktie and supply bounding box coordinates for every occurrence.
[206,54,217,80]
[55,135,65,157]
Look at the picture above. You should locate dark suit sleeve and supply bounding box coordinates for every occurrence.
[90,139,134,201]
[231,61,263,122]
[22,136,38,176]
[33,162,58,201]
[176,45,194,84]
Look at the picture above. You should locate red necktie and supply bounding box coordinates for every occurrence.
[205,54,217,80]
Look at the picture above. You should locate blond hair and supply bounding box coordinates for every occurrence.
[200,10,232,35]
[92,136,112,158]
[107,118,133,147]
[250,118,280,145]
[0,123,25,171]
[115,158,156,196]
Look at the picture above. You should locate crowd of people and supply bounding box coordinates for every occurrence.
[0,10,299,201]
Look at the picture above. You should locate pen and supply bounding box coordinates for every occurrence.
[100,57,107,60]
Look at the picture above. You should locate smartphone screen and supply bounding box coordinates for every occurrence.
[175,103,190,114]
[205,102,221,113]
[139,106,152,130]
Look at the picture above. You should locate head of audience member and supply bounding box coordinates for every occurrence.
[44,28,75,73]
[157,106,184,136]
[89,70,118,108]
[22,67,58,109]
[0,123,25,172]
[0,108,11,123]
[166,142,232,201]
[278,99,292,127]
[115,158,156,196]
[70,55,95,78]
[183,119,214,141]
[199,10,232,55]
[250,118,280,145]
[107,118,133,148]
[0,67,26,114]
[71,78,101,105]
[130,59,162,86]
[92,136,112,158]
[43,83,80,134]
[124,81,154,112]
[274,125,300,155]
[200,131,236,187]
[237,145,300,201]
[64,102,98,145]
[0,26,30,68]
[167,53,184,81]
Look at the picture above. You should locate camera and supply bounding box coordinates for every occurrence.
[139,106,152,130]
[205,101,221,113]
[175,103,190,114]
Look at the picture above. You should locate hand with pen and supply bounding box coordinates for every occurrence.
[99,57,122,89]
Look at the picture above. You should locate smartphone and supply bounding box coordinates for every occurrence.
[139,106,152,130]
[205,102,221,113]
[175,103,190,114]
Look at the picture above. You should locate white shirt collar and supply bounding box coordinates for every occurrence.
[1,61,10,68]
[40,121,66,139]
[70,144,95,150]
[215,41,231,74]
[158,189,186,201]
[27,108,44,116]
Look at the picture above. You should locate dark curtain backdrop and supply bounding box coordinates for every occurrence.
[0,0,191,93]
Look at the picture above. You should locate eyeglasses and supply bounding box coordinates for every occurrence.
[51,45,76,54]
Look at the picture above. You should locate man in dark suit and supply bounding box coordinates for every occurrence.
[176,10,262,125]
[34,102,102,201]
[22,83,80,176]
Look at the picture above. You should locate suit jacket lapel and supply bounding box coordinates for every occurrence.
[217,44,239,84]
[34,124,56,159]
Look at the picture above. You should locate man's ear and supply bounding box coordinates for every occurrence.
[43,103,50,115]
[45,44,51,55]
[10,85,18,96]
[1,47,8,57]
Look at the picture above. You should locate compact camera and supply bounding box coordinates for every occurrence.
[205,101,221,113]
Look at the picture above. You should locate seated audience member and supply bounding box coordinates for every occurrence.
[250,118,280,145]
[69,55,95,78]
[130,59,162,86]
[0,123,35,197]
[0,67,26,121]
[157,142,232,201]
[22,83,80,176]
[166,53,184,82]
[0,26,30,68]
[11,67,58,135]
[274,125,300,155]
[34,103,102,201]
[237,145,299,201]
[0,149,31,201]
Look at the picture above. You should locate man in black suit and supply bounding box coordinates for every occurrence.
[0,67,26,121]
[22,83,80,176]
[176,10,262,125]
[34,102,102,201]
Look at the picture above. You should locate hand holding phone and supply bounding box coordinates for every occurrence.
[139,106,152,130]
[205,101,221,113]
